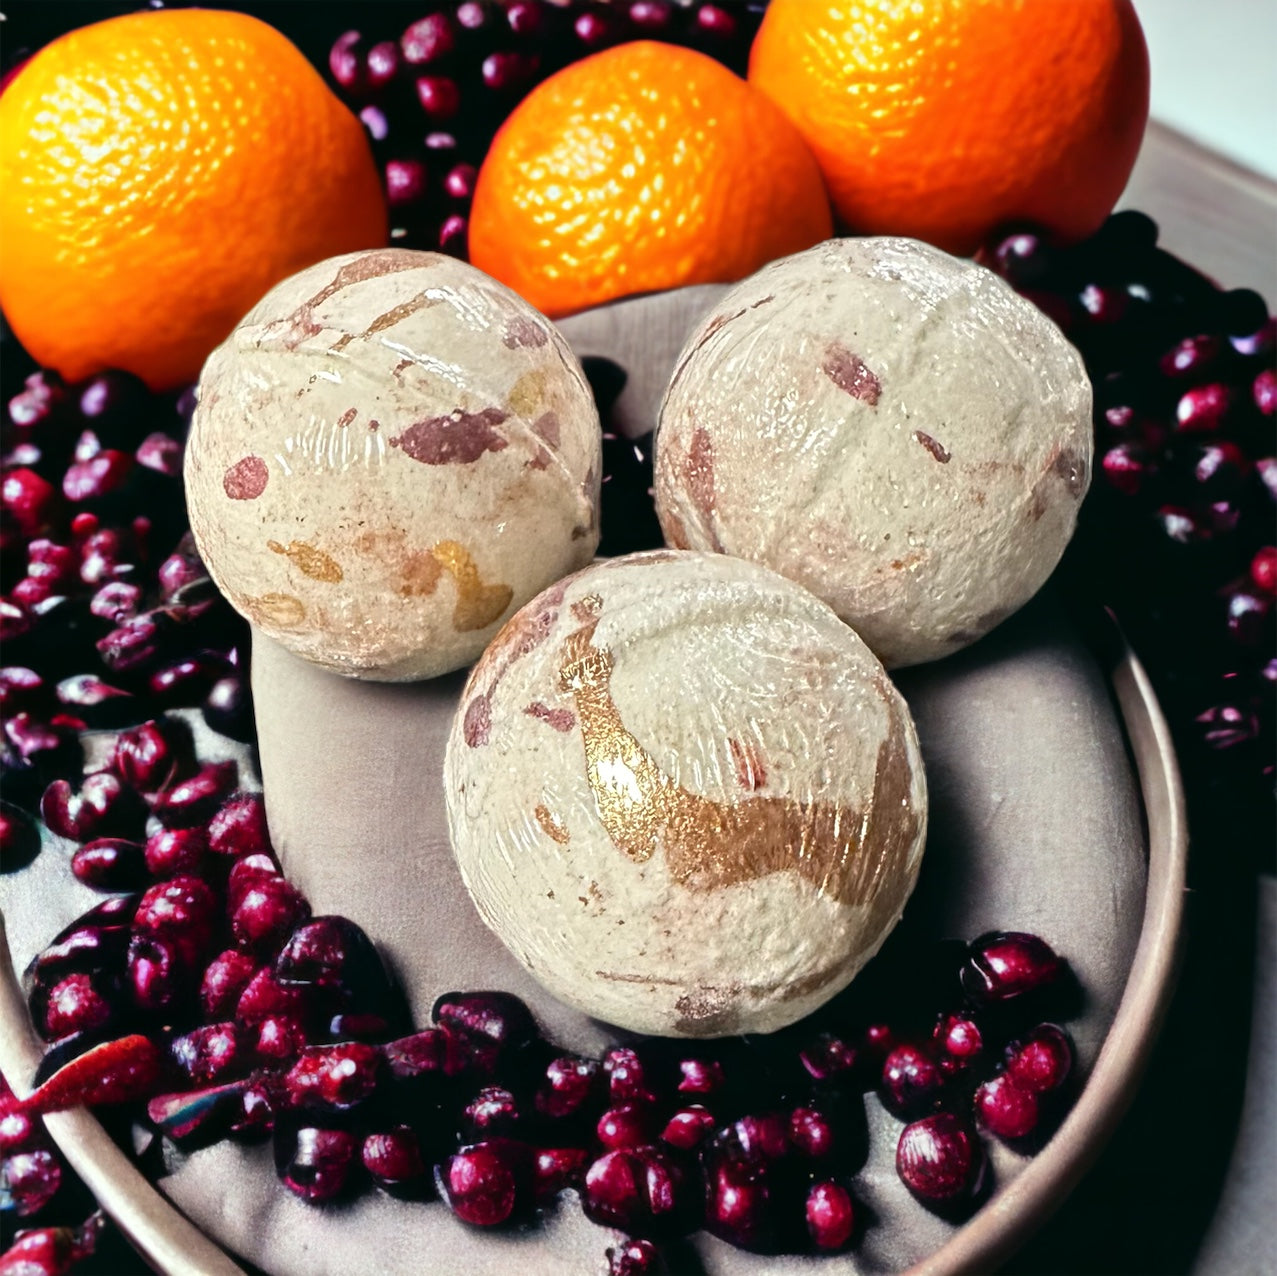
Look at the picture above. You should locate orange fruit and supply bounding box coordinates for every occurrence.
[748,0,1149,255]
[468,41,833,318]
[0,9,386,390]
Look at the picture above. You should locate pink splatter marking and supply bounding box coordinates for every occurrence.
[524,702,576,732]
[502,315,549,349]
[532,411,561,448]
[223,456,269,500]
[337,408,357,428]
[913,431,950,463]
[391,408,508,464]
[822,343,881,406]
[463,694,491,747]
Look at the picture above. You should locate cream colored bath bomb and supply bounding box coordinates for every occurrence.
[185,248,601,680]
[444,550,928,1038]
[654,237,1093,668]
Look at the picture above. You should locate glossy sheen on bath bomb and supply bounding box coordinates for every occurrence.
[654,237,1093,668]
[444,551,928,1038]
[185,248,601,680]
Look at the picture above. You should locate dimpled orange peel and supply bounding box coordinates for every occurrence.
[748,0,1149,255]
[0,8,387,390]
[468,41,834,318]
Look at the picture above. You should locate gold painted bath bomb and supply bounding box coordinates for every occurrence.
[654,237,1093,668]
[444,550,928,1037]
[185,248,601,680]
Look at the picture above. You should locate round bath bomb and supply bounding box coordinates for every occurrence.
[444,550,928,1037]
[185,248,601,680]
[654,237,1093,668]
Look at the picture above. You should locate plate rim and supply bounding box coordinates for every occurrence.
[0,614,1187,1276]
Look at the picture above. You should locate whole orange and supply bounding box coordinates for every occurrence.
[748,0,1149,255]
[0,9,387,390]
[468,41,833,318]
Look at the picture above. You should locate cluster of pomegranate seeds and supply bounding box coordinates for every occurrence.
[322,1,765,254]
[980,213,1275,864]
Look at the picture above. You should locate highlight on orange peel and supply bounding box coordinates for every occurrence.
[0,8,387,391]
[748,0,1150,256]
[468,41,834,318]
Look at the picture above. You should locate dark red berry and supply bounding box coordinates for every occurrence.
[598,1103,654,1150]
[896,1112,987,1210]
[961,932,1063,1003]
[440,1141,521,1226]
[660,1106,715,1151]
[974,1071,1040,1141]
[1005,1024,1074,1094]
[582,1146,697,1239]
[880,1042,946,1118]
[806,1179,855,1251]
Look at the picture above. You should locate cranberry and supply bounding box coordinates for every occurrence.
[1175,383,1231,433]
[788,1106,837,1161]
[385,158,428,208]
[70,838,147,890]
[170,1023,249,1085]
[144,826,207,878]
[134,875,218,961]
[1251,547,1277,594]
[126,934,187,1011]
[255,1014,310,1062]
[1005,1024,1074,1094]
[136,431,183,476]
[150,760,237,827]
[975,1071,1040,1141]
[62,449,134,502]
[806,1178,856,1251]
[598,1103,655,1150]
[2,1147,62,1216]
[896,1112,987,1211]
[462,1085,521,1138]
[961,931,1063,1004]
[55,674,135,726]
[933,1012,986,1077]
[1,802,43,871]
[798,1031,858,1083]
[235,968,310,1025]
[231,876,311,954]
[533,1146,589,1202]
[440,1141,522,1226]
[40,772,140,843]
[276,1124,359,1202]
[537,1054,601,1120]
[3,468,59,537]
[582,1146,698,1239]
[676,1056,724,1095]
[433,990,536,1055]
[880,1042,946,1118]
[607,1237,662,1275]
[701,1152,774,1251]
[362,1126,426,1191]
[40,972,114,1040]
[328,30,368,93]
[285,1043,381,1110]
[660,1106,715,1151]
[400,14,454,64]
[206,790,270,857]
[415,75,460,120]
[200,949,258,1020]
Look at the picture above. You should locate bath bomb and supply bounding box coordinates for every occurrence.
[444,550,928,1038]
[185,248,601,680]
[654,237,1093,668]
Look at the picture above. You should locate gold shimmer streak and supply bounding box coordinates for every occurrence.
[267,540,344,583]
[557,617,919,908]
[431,541,513,631]
[534,805,571,845]
[245,592,306,627]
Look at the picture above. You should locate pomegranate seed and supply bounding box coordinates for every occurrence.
[401,14,454,65]
[200,949,258,1020]
[961,932,1063,1003]
[207,790,270,857]
[660,1105,715,1150]
[597,1103,653,1150]
[151,760,238,827]
[363,1126,426,1187]
[607,1237,662,1275]
[170,1022,249,1085]
[40,972,114,1040]
[1005,1024,1074,1093]
[533,1146,589,1202]
[231,876,311,953]
[276,1125,359,1202]
[415,75,460,119]
[144,825,207,878]
[70,838,147,890]
[2,1147,63,1216]
[880,1042,946,1117]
